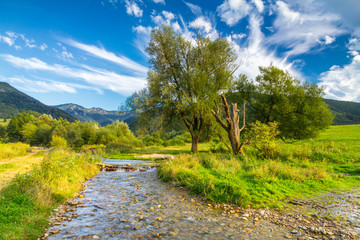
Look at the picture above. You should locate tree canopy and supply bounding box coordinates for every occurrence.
[128,25,238,152]
[233,65,333,140]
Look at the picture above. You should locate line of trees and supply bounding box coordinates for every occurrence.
[2,111,139,149]
[126,25,333,154]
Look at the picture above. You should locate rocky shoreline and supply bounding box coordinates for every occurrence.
[40,161,359,240]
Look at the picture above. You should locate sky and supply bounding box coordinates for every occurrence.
[0,0,359,110]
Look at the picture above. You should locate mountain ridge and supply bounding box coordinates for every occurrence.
[0,82,75,121]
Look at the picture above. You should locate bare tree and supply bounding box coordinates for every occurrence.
[211,94,248,155]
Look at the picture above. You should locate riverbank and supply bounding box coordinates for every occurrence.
[43,160,358,239]
[0,149,100,240]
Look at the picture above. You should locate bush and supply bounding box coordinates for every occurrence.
[50,135,68,149]
[248,121,280,158]
[209,139,228,153]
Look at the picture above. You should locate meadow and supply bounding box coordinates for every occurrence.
[158,125,360,208]
[0,125,359,239]
[0,147,100,240]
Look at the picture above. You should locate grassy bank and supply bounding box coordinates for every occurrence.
[158,125,360,208]
[0,150,100,240]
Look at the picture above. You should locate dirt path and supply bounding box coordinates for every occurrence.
[43,160,359,240]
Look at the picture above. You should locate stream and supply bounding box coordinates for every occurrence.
[45,159,359,240]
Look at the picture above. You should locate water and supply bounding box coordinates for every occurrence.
[46,160,290,239]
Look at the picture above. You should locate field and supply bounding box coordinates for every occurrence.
[0,146,100,240]
[158,125,360,208]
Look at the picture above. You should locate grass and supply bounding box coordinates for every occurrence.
[158,125,360,208]
[0,143,44,189]
[0,142,30,160]
[0,149,100,240]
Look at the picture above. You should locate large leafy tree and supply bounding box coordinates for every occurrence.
[234,65,333,140]
[129,26,237,152]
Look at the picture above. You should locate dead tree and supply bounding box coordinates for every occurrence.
[211,94,248,155]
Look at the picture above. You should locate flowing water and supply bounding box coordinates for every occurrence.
[46,159,293,240]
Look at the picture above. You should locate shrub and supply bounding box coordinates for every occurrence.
[248,121,280,158]
[50,135,68,149]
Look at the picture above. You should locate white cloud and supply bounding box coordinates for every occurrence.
[324,35,335,45]
[6,76,78,94]
[162,11,174,21]
[217,0,251,26]
[62,39,148,75]
[0,35,14,46]
[267,1,345,56]
[0,31,48,51]
[319,55,360,102]
[226,14,299,80]
[133,25,153,35]
[125,0,143,18]
[1,54,147,95]
[232,33,247,40]
[189,16,219,40]
[184,1,202,16]
[152,0,165,4]
[39,43,48,51]
[56,46,74,62]
[251,0,264,12]
[348,37,360,51]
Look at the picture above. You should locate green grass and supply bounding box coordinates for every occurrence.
[0,150,100,240]
[158,125,360,208]
[0,143,29,160]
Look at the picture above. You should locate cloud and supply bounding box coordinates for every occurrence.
[53,45,74,62]
[251,0,264,12]
[1,54,147,95]
[226,14,298,80]
[217,0,251,26]
[184,1,202,16]
[319,55,360,102]
[324,35,335,45]
[0,31,48,51]
[62,39,148,75]
[0,35,15,46]
[189,16,219,40]
[267,1,345,56]
[125,0,143,18]
[152,0,165,4]
[6,76,78,93]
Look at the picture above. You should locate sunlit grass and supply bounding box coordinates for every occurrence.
[0,150,100,239]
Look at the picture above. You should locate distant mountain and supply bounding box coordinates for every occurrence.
[55,103,136,126]
[324,99,360,125]
[0,82,75,121]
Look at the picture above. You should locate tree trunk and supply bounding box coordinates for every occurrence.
[212,94,247,156]
[191,134,199,153]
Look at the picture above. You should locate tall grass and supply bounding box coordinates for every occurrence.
[0,150,100,240]
[0,143,29,160]
[158,153,359,208]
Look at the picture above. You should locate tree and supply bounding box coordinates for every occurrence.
[129,25,237,152]
[234,65,333,140]
[211,94,248,155]
[7,112,35,142]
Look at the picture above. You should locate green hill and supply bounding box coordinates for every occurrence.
[55,103,136,126]
[324,99,360,125]
[0,82,75,121]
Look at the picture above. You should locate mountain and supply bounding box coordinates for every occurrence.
[55,103,136,126]
[324,99,360,125]
[0,82,75,121]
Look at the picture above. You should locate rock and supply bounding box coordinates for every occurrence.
[51,230,60,235]
[291,230,298,234]
[92,235,100,239]
[133,225,141,230]
[157,217,163,221]
[169,231,176,236]
[153,233,160,238]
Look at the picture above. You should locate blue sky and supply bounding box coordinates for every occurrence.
[0,0,359,110]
